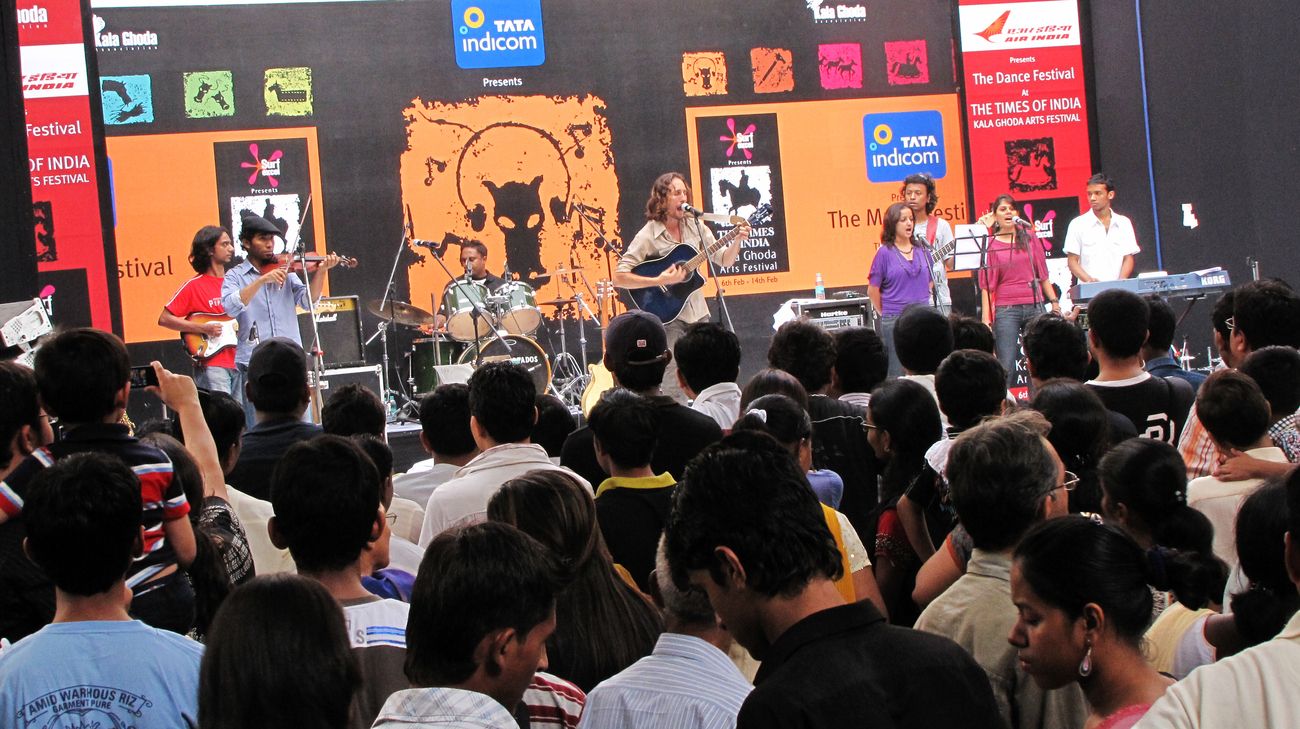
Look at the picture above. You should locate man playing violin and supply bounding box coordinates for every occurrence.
[221,213,340,423]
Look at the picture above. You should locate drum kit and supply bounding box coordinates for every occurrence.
[367,264,619,413]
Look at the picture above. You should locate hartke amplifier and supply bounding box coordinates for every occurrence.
[793,297,873,332]
[298,295,364,368]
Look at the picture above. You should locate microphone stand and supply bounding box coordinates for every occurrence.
[1021,222,1046,310]
[689,211,735,333]
[286,196,327,424]
[572,202,621,319]
[368,221,416,421]
[917,233,942,311]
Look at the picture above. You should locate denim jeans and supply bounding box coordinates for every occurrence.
[879,314,903,378]
[193,365,235,395]
[993,304,1039,386]
[234,364,255,428]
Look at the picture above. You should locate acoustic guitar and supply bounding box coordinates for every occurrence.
[180,312,238,362]
[622,203,772,323]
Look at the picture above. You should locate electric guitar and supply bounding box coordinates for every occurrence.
[623,203,772,323]
[180,312,238,362]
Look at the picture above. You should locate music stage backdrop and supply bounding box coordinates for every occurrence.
[80,0,1091,373]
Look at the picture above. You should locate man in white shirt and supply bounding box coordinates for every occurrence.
[419,363,590,545]
[1186,370,1290,569]
[580,539,752,729]
[674,322,742,430]
[902,173,953,314]
[1134,466,1300,729]
[392,384,479,507]
[1063,173,1139,283]
[374,522,560,729]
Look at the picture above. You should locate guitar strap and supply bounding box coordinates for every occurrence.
[923,214,938,245]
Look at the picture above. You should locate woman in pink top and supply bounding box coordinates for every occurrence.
[977,194,1061,384]
[1009,517,1174,729]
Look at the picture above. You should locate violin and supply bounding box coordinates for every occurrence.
[259,253,358,274]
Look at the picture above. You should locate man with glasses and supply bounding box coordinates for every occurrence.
[915,411,1087,729]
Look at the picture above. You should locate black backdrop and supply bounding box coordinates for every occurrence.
[95,0,960,397]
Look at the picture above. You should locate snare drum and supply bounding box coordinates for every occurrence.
[411,336,465,395]
[458,335,551,394]
[496,281,543,336]
[444,282,497,342]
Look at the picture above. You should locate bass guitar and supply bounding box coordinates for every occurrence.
[180,312,238,362]
[623,203,772,323]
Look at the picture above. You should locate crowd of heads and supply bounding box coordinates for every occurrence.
[2,273,1299,729]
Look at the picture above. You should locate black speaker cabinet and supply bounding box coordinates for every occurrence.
[298,295,364,368]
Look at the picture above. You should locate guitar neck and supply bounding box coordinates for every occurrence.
[684,226,743,270]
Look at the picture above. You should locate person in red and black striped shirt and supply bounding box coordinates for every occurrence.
[0,329,196,639]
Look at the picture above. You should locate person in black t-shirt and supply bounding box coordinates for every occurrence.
[588,388,674,593]
[560,312,721,487]
[664,433,1001,729]
[768,321,881,537]
[1022,313,1138,441]
[1083,289,1193,444]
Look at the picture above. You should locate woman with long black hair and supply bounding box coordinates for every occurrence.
[978,194,1061,383]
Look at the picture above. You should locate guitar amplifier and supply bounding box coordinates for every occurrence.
[298,295,364,368]
[316,365,384,399]
[793,297,873,332]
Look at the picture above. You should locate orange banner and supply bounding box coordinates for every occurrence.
[106,127,327,344]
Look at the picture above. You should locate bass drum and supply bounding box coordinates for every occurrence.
[458,335,552,395]
[410,336,466,395]
[495,281,543,336]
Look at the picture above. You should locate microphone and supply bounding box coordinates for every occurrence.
[1012,216,1033,228]
[679,202,704,217]
[404,204,415,240]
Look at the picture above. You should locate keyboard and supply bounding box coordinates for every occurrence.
[1069,268,1231,303]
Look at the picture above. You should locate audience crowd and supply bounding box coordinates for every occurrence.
[1,278,1299,729]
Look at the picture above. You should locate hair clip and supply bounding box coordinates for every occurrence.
[745,408,767,423]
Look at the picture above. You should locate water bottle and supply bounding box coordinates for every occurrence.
[814,273,826,300]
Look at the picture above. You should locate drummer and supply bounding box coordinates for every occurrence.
[429,240,505,333]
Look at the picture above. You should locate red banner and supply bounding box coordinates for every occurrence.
[19,0,117,331]
[958,0,1093,233]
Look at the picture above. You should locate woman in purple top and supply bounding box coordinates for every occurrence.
[869,202,935,377]
[977,194,1061,384]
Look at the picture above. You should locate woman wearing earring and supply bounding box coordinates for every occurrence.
[869,202,934,377]
[1009,517,1175,728]
[978,195,1060,384]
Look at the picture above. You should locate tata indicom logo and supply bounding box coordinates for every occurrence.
[863,110,946,183]
[452,0,545,70]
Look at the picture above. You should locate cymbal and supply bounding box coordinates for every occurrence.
[533,266,587,279]
[367,299,435,327]
[538,297,578,307]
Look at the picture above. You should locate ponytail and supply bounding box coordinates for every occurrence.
[1229,478,1299,646]
[1144,545,1227,610]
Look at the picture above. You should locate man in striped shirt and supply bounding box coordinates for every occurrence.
[0,329,195,638]
[1179,282,1300,479]
[580,538,752,729]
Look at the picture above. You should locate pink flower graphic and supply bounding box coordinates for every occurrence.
[241,143,283,186]
[719,118,756,159]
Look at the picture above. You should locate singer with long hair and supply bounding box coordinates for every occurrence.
[870,202,935,377]
[977,194,1060,384]
[612,172,748,402]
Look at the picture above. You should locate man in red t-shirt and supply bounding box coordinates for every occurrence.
[159,226,237,393]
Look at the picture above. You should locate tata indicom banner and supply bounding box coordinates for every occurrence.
[958,0,1093,233]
